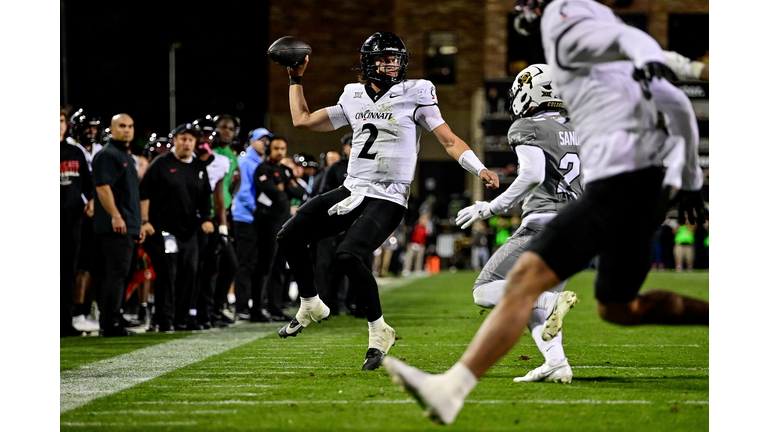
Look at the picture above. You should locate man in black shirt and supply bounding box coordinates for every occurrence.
[61,108,94,337]
[91,113,141,337]
[253,136,306,321]
[140,123,214,331]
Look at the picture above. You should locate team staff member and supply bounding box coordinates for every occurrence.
[141,123,214,332]
[193,118,236,329]
[231,128,272,321]
[253,137,307,321]
[60,108,94,337]
[91,113,141,337]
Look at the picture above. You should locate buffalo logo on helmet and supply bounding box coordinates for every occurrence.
[519,72,533,88]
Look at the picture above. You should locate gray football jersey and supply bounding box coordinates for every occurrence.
[507,114,583,220]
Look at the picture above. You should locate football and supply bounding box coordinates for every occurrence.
[267,36,312,68]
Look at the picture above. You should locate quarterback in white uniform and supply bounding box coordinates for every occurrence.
[383,0,709,425]
[276,31,499,371]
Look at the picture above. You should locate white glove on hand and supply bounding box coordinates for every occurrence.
[218,224,229,236]
[455,201,493,230]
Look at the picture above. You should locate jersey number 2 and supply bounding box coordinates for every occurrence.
[358,124,378,160]
[558,153,581,187]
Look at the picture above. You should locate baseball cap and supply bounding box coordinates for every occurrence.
[249,128,273,142]
[171,122,200,138]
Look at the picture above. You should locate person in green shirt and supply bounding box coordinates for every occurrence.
[673,220,695,271]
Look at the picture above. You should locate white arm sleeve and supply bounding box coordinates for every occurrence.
[488,146,546,215]
[648,79,703,191]
[550,2,665,70]
[414,104,446,132]
[326,105,348,130]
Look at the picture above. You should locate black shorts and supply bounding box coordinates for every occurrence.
[526,167,668,303]
[279,187,406,261]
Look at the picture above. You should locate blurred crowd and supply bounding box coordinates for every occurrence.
[60,103,709,338]
[59,108,446,337]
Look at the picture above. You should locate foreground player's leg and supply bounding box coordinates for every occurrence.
[598,290,709,325]
[384,252,560,424]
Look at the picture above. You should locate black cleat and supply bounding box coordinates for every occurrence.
[362,348,386,371]
[278,318,304,338]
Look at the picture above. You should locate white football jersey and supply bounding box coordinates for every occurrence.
[328,79,443,193]
[540,0,702,189]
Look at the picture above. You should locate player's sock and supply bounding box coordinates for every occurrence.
[300,295,321,309]
[368,316,386,331]
[529,309,566,365]
[444,362,478,400]
[533,291,557,311]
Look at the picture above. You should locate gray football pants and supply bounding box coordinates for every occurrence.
[473,225,567,309]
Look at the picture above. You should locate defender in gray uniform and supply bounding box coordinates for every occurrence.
[455,64,580,383]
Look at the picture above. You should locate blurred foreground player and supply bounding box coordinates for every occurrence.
[277,31,499,370]
[384,0,709,424]
[456,64,580,383]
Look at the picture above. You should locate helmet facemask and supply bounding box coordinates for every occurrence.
[361,52,410,86]
[358,32,411,87]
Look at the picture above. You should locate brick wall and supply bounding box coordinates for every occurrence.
[267,0,708,163]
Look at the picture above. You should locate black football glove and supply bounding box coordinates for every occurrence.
[668,189,708,226]
[213,234,230,256]
[634,62,678,83]
[633,62,678,99]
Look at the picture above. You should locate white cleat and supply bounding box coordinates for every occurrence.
[382,357,464,425]
[513,359,573,383]
[72,315,100,333]
[278,299,330,338]
[542,291,579,342]
[362,323,397,370]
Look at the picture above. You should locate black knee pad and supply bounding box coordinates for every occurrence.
[336,252,361,268]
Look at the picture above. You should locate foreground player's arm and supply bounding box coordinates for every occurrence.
[288,56,336,132]
[648,78,703,192]
[455,146,545,229]
[545,1,665,70]
[431,122,499,189]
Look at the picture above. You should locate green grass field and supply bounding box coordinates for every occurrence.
[60,270,709,431]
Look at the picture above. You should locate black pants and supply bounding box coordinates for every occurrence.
[314,234,349,314]
[92,232,135,330]
[233,221,258,314]
[196,228,238,322]
[61,220,81,335]
[527,167,668,303]
[254,213,285,315]
[143,231,199,326]
[277,187,405,322]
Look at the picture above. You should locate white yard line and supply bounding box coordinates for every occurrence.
[60,325,278,414]
[128,399,708,406]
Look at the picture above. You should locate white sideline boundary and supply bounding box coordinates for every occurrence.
[60,325,277,414]
[60,274,427,414]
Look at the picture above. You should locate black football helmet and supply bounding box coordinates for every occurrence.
[192,117,218,156]
[358,32,411,86]
[69,108,103,147]
[143,133,172,162]
[513,0,553,37]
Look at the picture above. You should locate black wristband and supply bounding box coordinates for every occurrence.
[289,76,303,86]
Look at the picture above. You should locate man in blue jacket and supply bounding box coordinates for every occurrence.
[231,128,272,321]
